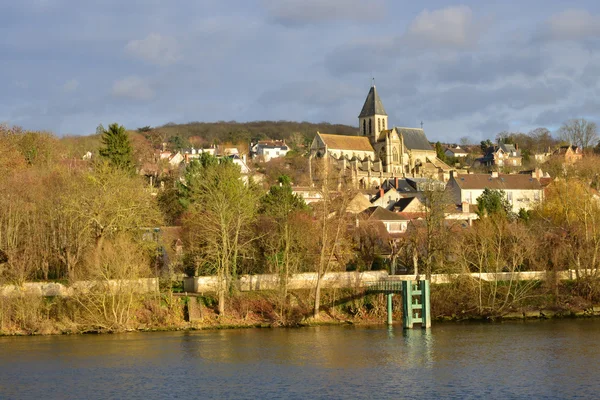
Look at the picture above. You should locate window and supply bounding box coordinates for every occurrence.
[378,118,381,132]
[363,120,366,136]
[369,119,372,135]
[507,192,513,203]
[387,222,406,233]
[534,191,540,201]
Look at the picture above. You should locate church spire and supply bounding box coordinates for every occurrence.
[358,84,387,118]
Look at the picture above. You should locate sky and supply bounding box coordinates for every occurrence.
[2,0,600,143]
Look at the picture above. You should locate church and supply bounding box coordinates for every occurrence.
[310,85,452,188]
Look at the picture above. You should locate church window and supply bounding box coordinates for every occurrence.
[392,147,398,163]
[363,120,366,136]
[369,119,372,135]
[378,118,381,132]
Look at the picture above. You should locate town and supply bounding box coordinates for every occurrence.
[1,82,599,334]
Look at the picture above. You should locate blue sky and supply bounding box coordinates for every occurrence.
[2,0,600,143]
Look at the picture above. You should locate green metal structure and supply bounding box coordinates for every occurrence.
[366,279,431,329]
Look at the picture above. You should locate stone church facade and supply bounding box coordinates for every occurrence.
[310,85,452,188]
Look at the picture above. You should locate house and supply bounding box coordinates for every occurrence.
[291,186,324,204]
[370,187,402,210]
[310,84,453,188]
[182,146,217,162]
[446,172,543,213]
[392,197,424,213]
[477,143,522,167]
[444,146,468,158]
[360,206,411,235]
[251,140,289,162]
[533,148,553,163]
[444,202,478,227]
[168,152,184,167]
[553,145,583,165]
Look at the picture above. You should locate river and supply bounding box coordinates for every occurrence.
[0,319,598,399]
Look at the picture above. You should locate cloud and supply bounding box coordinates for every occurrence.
[262,0,385,26]
[431,50,545,85]
[62,79,79,92]
[258,80,359,107]
[402,6,485,49]
[542,9,600,41]
[125,33,181,66]
[111,76,154,101]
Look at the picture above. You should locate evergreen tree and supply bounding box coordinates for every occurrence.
[99,123,134,172]
[435,141,447,162]
[476,188,512,218]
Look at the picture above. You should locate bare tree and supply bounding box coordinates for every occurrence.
[559,118,599,150]
[310,159,354,319]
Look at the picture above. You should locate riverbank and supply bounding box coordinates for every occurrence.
[2,281,600,335]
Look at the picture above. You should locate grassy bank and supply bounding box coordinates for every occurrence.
[2,280,600,335]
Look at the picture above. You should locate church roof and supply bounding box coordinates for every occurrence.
[396,128,433,151]
[317,132,374,152]
[358,86,387,117]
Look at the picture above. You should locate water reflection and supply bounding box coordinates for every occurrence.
[1,320,600,399]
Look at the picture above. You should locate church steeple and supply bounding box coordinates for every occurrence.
[359,84,388,141]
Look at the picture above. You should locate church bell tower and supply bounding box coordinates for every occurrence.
[358,84,388,144]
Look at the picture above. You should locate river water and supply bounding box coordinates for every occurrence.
[0,319,598,399]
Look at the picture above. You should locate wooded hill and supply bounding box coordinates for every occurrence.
[143,120,358,150]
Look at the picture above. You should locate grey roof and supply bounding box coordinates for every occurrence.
[396,128,433,151]
[358,86,387,118]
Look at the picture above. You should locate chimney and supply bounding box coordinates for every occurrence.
[491,171,499,178]
[379,187,384,198]
[395,177,399,189]
[462,201,469,213]
[450,170,456,180]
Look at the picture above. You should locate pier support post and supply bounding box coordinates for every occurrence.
[421,280,431,328]
[386,293,393,325]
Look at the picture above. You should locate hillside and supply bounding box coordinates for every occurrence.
[146,120,358,149]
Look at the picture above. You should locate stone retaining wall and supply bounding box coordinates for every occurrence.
[0,278,159,297]
[182,269,596,293]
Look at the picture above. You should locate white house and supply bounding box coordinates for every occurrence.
[252,140,289,162]
[444,146,468,158]
[446,172,543,213]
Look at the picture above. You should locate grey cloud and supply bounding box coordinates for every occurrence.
[125,33,181,66]
[111,76,155,101]
[422,79,571,121]
[401,5,487,50]
[431,50,545,85]
[540,9,600,41]
[324,39,395,76]
[262,0,386,26]
[258,80,360,107]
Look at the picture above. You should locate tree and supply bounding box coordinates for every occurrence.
[98,123,134,172]
[180,155,261,316]
[528,127,554,153]
[435,141,447,163]
[456,216,538,316]
[411,182,454,279]
[71,163,163,275]
[559,118,599,150]
[460,136,471,147]
[257,175,310,316]
[309,159,354,319]
[476,188,511,218]
[480,139,493,154]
